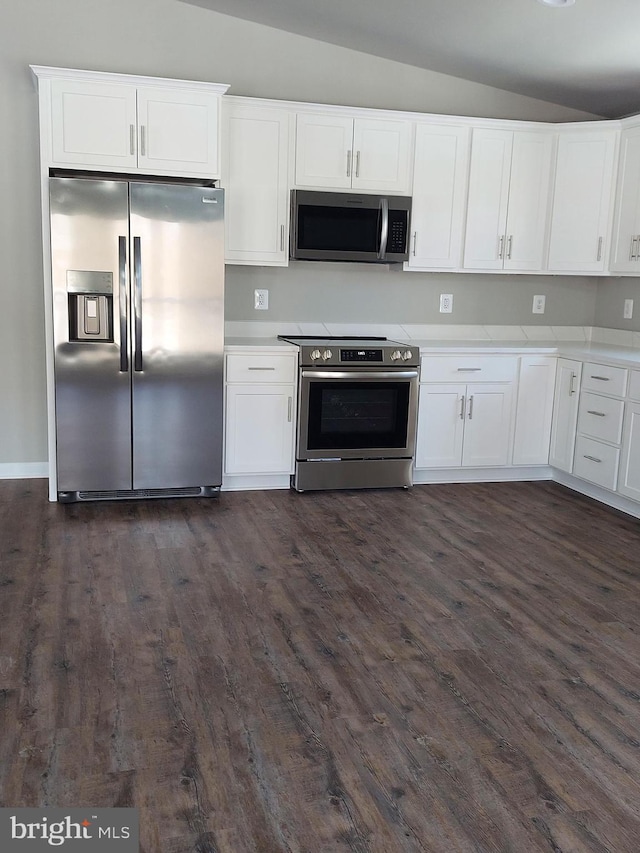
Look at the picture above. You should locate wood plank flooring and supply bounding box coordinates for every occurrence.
[1,478,640,852]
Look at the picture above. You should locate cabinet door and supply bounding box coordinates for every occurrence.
[512,357,556,465]
[295,113,353,188]
[610,126,640,273]
[222,104,290,265]
[415,384,465,468]
[407,124,470,269]
[547,130,618,272]
[225,385,294,474]
[618,401,640,500]
[50,78,137,168]
[463,129,513,269]
[549,358,582,472]
[462,383,513,467]
[136,87,220,176]
[351,118,412,193]
[503,132,554,271]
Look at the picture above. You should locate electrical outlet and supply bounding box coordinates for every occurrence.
[532,294,546,314]
[624,298,634,319]
[439,293,453,313]
[254,289,269,310]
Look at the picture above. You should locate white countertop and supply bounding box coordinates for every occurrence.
[223,324,640,370]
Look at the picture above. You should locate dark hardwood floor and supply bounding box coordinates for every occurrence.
[1,478,640,852]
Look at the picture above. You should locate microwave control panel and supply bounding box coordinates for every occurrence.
[388,211,408,253]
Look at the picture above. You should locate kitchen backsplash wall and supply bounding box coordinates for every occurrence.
[594,276,640,331]
[225,264,599,327]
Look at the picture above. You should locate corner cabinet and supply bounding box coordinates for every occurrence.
[463,128,553,271]
[294,111,413,193]
[224,351,297,489]
[31,66,229,178]
[512,356,556,465]
[610,124,640,273]
[548,358,582,472]
[547,128,618,273]
[619,372,640,500]
[221,99,291,265]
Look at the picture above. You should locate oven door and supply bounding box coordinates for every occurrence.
[297,369,419,460]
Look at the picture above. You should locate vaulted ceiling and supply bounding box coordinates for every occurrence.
[179,0,640,118]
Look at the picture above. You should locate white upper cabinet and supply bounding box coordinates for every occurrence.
[294,111,412,193]
[221,100,290,266]
[32,67,229,178]
[463,128,553,271]
[610,124,640,273]
[407,123,470,270]
[547,128,618,273]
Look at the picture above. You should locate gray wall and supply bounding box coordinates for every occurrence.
[0,0,609,467]
[594,277,640,331]
[227,265,599,326]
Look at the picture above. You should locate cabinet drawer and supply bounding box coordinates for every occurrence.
[577,392,624,445]
[226,353,297,383]
[420,356,517,383]
[573,436,619,491]
[628,370,640,402]
[581,362,628,397]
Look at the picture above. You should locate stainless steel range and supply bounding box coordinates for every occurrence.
[278,336,420,492]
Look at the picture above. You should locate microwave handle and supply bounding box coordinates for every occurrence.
[377,197,389,260]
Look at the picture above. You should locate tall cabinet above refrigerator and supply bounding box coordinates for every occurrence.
[49,175,225,501]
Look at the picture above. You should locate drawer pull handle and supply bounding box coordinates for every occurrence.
[248,366,276,370]
[586,410,606,417]
[459,395,465,420]
[583,454,602,463]
[468,395,474,420]
[590,375,610,381]
[287,396,292,422]
[457,367,482,372]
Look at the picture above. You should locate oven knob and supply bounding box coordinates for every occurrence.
[322,349,333,360]
[390,350,402,361]
[310,349,321,361]
[402,350,413,361]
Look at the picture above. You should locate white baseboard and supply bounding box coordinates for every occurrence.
[0,462,48,480]
[222,472,292,491]
[413,466,553,485]
[551,470,640,520]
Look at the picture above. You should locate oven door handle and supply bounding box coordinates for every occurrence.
[301,369,419,380]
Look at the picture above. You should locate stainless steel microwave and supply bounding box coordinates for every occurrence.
[290,190,412,263]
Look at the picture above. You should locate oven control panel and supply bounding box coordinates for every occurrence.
[302,343,419,367]
[341,349,383,362]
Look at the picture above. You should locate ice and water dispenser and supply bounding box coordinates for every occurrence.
[66,270,113,342]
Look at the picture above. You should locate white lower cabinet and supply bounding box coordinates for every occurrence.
[618,371,640,500]
[512,356,556,465]
[570,362,627,492]
[416,381,514,469]
[224,353,296,476]
[549,358,582,472]
[416,356,517,470]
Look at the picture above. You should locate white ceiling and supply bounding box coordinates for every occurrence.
[179,0,640,118]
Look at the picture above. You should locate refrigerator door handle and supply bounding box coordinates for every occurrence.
[118,236,128,372]
[133,236,143,372]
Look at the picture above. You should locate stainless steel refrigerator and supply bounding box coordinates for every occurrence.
[49,175,225,501]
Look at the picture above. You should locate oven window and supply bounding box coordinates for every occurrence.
[307,381,410,450]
